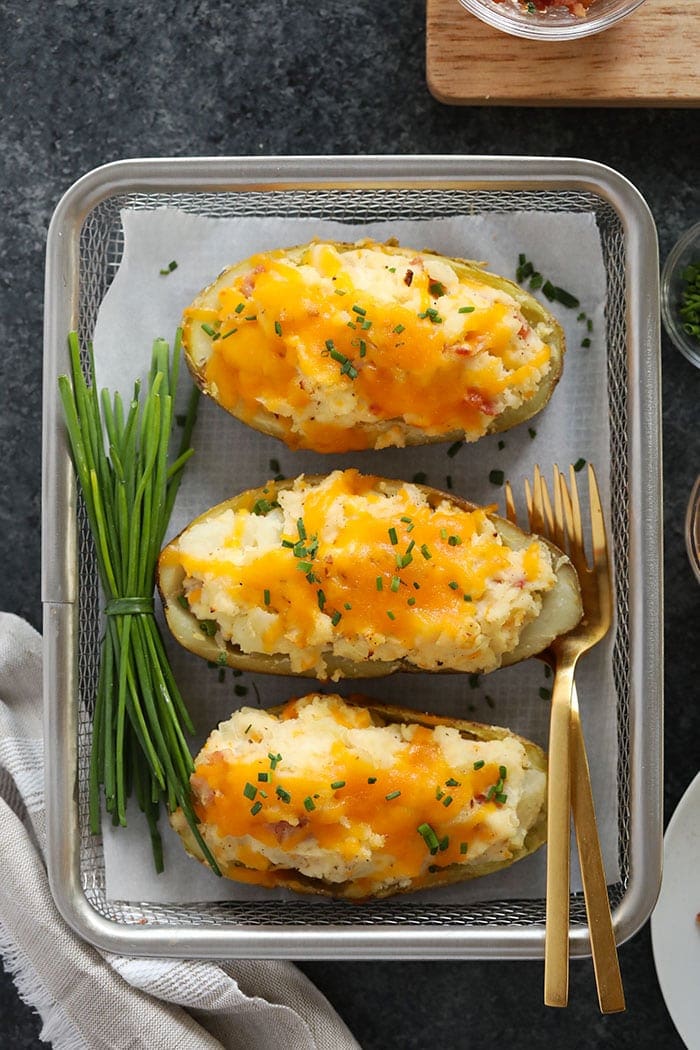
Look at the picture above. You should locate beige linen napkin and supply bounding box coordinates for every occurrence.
[0,612,361,1050]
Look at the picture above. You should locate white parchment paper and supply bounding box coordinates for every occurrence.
[93,207,617,905]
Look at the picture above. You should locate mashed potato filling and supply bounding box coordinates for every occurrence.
[184,240,553,451]
[166,469,557,679]
[174,695,546,897]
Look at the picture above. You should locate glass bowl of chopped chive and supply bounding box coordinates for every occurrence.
[457,0,647,41]
[661,222,700,369]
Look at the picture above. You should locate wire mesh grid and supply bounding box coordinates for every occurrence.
[74,186,630,932]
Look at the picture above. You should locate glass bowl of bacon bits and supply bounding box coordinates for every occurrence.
[458,0,647,40]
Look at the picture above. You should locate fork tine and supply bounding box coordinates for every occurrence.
[587,465,609,570]
[551,465,568,552]
[526,470,545,535]
[504,480,518,526]
[538,470,555,538]
[567,466,586,565]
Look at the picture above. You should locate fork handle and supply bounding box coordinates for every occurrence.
[571,689,626,1014]
[544,662,573,1008]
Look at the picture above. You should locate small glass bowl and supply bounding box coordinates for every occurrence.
[458,0,647,41]
[686,476,700,585]
[661,222,700,369]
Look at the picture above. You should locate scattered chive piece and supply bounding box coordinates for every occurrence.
[269,752,282,770]
[359,340,367,357]
[544,664,552,678]
[473,760,485,770]
[469,674,480,689]
[276,786,291,803]
[269,458,280,473]
[344,602,352,610]
[274,320,282,336]
[438,836,449,852]
[440,527,448,540]
[297,518,306,540]
[499,765,507,780]
[303,796,316,811]
[388,527,398,545]
[263,589,270,606]
[498,439,506,451]
[234,684,248,697]
[258,772,269,782]
[447,440,462,458]
[401,515,413,524]
[250,801,263,816]
[393,324,405,334]
[376,576,383,591]
[234,302,245,314]
[485,695,495,709]
[458,305,475,314]
[413,581,420,590]
[581,337,591,348]
[448,535,462,546]
[463,594,472,602]
[412,472,427,484]
[201,322,217,338]
[445,778,460,787]
[391,576,400,592]
[330,780,346,790]
[159,260,178,275]
[407,596,416,606]
[417,822,440,854]
[244,723,252,734]
[574,457,587,472]
[177,594,189,610]
[331,610,342,627]
[442,795,453,807]
[317,589,326,611]
[528,427,537,439]
[420,544,432,560]
[385,790,401,801]
[460,842,468,855]
[351,304,366,316]
[539,686,552,700]
[448,580,459,590]
[489,469,504,486]
[387,610,396,620]
[243,782,257,801]
[446,474,453,490]
[368,776,377,784]
[252,498,279,516]
[199,619,218,637]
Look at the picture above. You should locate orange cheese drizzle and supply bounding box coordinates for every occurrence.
[184,245,552,452]
[194,710,507,891]
[175,470,549,658]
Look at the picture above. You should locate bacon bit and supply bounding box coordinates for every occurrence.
[269,819,307,842]
[518,323,531,339]
[190,774,215,806]
[463,389,498,416]
[454,345,476,358]
[404,269,414,287]
[240,265,265,298]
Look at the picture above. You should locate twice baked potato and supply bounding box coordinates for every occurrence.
[182,239,565,452]
[158,469,582,680]
[170,693,547,900]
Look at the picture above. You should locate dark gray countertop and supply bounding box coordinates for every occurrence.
[1,0,699,1046]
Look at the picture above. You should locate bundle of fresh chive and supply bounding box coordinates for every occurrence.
[59,330,219,874]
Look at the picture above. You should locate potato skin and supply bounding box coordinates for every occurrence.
[171,695,548,900]
[182,240,566,452]
[158,474,582,680]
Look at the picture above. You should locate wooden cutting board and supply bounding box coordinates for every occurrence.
[426,0,700,106]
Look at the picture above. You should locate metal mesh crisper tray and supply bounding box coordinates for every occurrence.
[42,157,662,958]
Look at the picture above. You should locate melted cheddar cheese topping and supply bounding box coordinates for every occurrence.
[178,695,545,897]
[183,241,554,452]
[163,469,557,679]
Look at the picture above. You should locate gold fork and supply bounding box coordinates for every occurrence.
[504,464,624,1013]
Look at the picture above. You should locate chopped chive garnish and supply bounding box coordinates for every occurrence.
[234,302,245,314]
[458,305,475,314]
[330,780,346,790]
[269,752,282,769]
[528,427,537,439]
[250,801,263,816]
[344,602,352,610]
[407,596,416,606]
[159,260,178,275]
[317,589,326,611]
[539,686,552,700]
[359,340,367,357]
[574,457,587,472]
[438,836,449,852]
[412,472,427,484]
[469,674,480,688]
[244,723,252,734]
[440,527,448,540]
[446,475,453,489]
[429,280,446,297]
[368,776,377,784]
[393,324,405,334]
[499,765,507,780]
[544,664,552,678]
[331,610,342,627]
[199,619,218,636]
[276,786,291,803]
[420,544,432,560]
[581,337,591,348]
[473,760,485,770]
[388,527,398,545]
[376,576,383,591]
[201,322,217,338]
[498,439,506,451]
[463,594,472,602]
[258,772,269,782]
[263,589,270,605]
[413,581,420,590]
[297,518,306,540]
[460,842,468,855]
[445,778,460,787]
[274,320,282,336]
[177,594,189,610]
[387,610,396,620]
[244,314,257,321]
[435,787,444,800]
[351,304,366,316]
[385,790,401,801]
[296,561,313,573]
[303,796,316,811]
[401,516,413,524]
[447,441,462,458]
[442,795,453,807]
[243,782,257,801]
[269,458,280,473]
[252,498,279,515]
[448,535,462,546]
[234,684,248,697]
[417,822,440,854]
[489,469,505,486]
[448,580,459,590]
[391,576,400,592]
[495,792,508,804]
